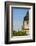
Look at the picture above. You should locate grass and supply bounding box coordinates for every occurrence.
[12,29,29,36]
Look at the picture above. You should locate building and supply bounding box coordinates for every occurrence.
[22,11,29,34]
[23,11,29,29]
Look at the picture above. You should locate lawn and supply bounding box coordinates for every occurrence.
[12,29,29,36]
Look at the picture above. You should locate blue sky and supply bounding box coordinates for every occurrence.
[12,8,29,31]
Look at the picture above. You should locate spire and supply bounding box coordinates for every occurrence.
[24,10,29,21]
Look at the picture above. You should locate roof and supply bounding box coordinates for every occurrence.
[24,11,29,21]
